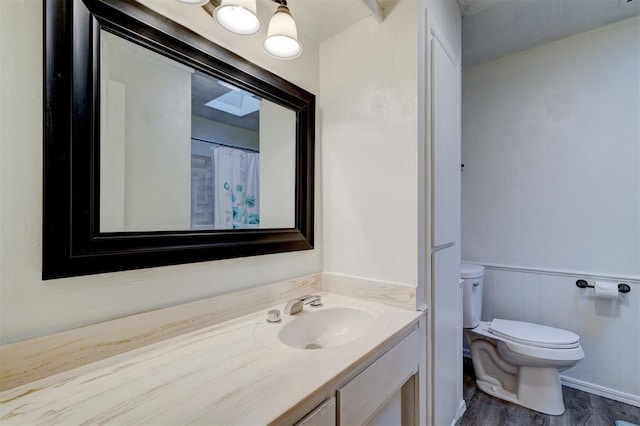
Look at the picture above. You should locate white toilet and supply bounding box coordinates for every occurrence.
[461,263,584,415]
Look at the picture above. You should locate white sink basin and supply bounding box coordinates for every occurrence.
[279,307,374,350]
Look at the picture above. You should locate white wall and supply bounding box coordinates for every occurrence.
[462,17,640,277]
[320,0,419,287]
[462,18,640,403]
[0,0,320,344]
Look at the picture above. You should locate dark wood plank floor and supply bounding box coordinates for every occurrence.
[458,357,640,426]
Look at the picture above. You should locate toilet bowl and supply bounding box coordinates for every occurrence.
[461,264,584,415]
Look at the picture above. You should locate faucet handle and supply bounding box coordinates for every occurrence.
[267,309,281,323]
[302,295,322,307]
[283,295,321,315]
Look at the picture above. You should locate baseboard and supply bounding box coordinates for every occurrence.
[560,376,640,408]
[453,399,467,425]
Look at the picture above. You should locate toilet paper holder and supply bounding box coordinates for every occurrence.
[576,279,630,294]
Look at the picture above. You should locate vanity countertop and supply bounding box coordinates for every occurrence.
[0,293,421,425]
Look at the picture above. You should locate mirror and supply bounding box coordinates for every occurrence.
[99,31,296,232]
[43,0,314,279]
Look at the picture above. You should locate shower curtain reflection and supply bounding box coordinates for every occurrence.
[212,145,260,229]
[190,141,261,230]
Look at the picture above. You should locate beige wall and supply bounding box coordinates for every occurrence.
[100,31,192,232]
[0,0,320,344]
[259,101,296,228]
[320,0,419,286]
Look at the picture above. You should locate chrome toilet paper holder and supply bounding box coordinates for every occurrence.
[576,279,630,294]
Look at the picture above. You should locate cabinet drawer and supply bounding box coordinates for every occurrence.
[337,330,419,425]
[296,397,336,426]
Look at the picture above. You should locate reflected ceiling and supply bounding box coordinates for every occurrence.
[191,70,259,131]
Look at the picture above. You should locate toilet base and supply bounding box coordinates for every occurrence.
[475,366,565,415]
[516,367,565,415]
[465,326,573,416]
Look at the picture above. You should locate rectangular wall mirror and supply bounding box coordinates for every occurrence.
[43,0,315,279]
[99,30,296,232]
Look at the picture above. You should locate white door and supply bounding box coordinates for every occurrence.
[429,22,462,426]
[432,246,461,426]
[431,32,461,249]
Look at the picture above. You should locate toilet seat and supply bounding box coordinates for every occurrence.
[468,320,584,362]
[489,319,580,349]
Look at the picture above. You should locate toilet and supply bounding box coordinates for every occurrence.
[461,263,584,415]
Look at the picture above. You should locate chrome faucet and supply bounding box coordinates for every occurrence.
[283,295,322,315]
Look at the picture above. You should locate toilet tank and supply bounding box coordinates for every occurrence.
[461,263,485,328]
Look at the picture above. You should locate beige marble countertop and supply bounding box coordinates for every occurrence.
[0,293,421,425]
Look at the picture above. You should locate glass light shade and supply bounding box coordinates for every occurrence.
[263,6,303,59]
[214,0,262,37]
[174,0,210,5]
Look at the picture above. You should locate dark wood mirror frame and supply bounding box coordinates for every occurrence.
[43,0,315,279]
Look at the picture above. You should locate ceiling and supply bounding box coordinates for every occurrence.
[459,0,640,68]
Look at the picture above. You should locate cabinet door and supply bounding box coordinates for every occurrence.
[296,397,336,426]
[431,32,461,248]
[338,330,418,425]
[432,246,461,426]
[366,390,402,426]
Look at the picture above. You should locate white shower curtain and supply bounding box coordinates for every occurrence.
[212,145,260,229]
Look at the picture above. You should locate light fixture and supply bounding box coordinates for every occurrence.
[263,1,303,59]
[174,0,303,59]
[213,0,262,37]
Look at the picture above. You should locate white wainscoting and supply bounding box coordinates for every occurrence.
[466,262,639,407]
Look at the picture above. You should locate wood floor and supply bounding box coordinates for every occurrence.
[458,358,640,426]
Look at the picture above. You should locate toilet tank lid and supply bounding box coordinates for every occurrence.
[461,263,485,278]
[489,319,580,348]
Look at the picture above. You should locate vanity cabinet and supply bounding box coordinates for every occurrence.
[0,292,421,425]
[294,329,419,426]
